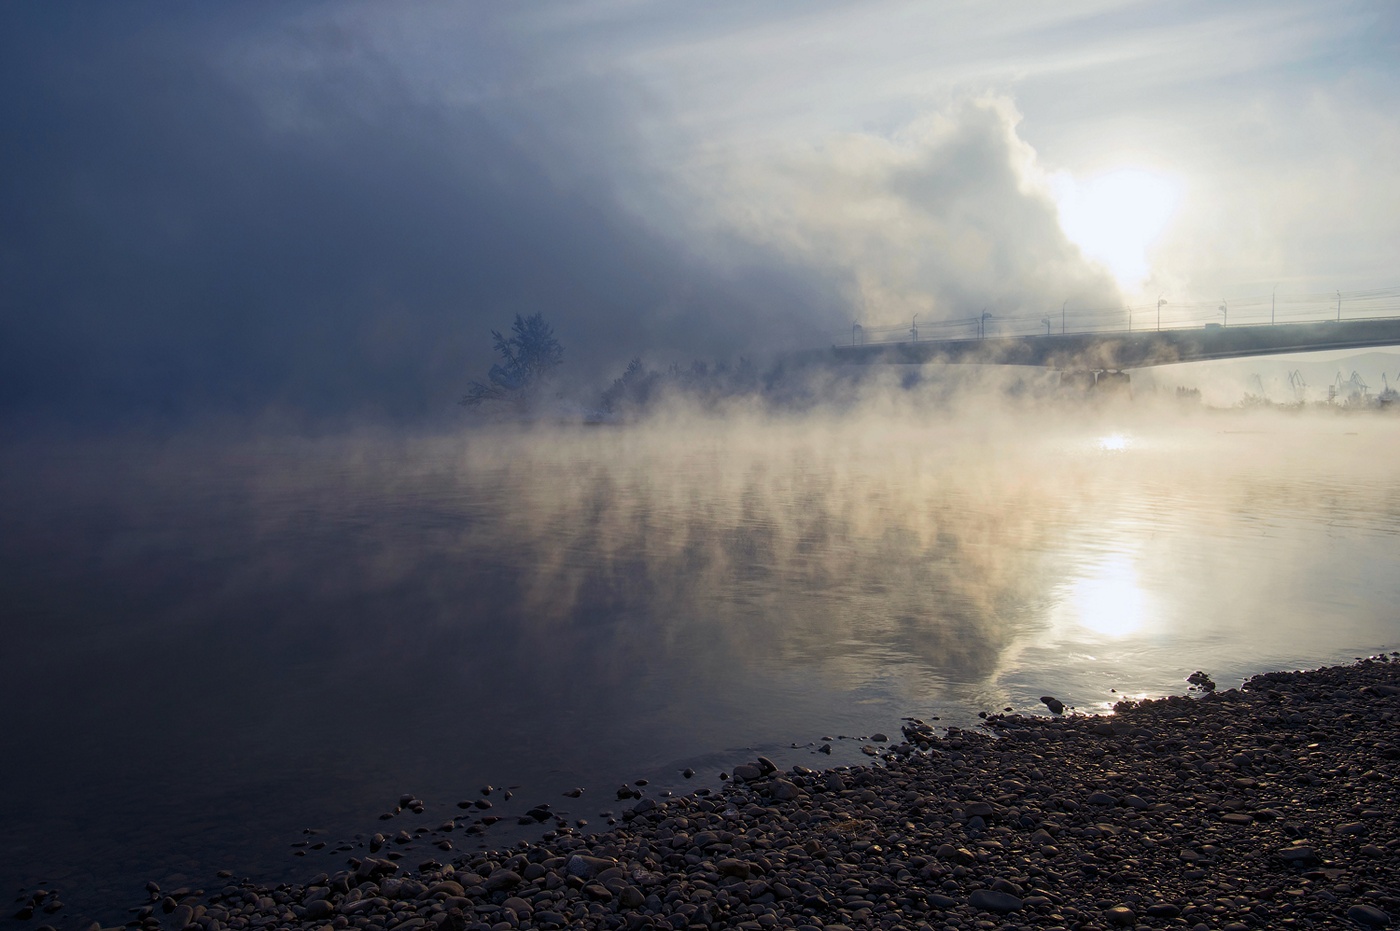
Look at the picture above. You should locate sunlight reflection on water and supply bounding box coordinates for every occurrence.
[1062,553,1151,639]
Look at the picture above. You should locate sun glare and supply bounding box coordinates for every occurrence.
[1065,555,1150,639]
[1054,168,1182,290]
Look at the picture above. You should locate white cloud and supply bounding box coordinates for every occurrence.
[682,97,1122,331]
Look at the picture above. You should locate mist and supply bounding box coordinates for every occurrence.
[0,5,1148,432]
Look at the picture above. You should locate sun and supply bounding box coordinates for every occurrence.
[1053,168,1182,290]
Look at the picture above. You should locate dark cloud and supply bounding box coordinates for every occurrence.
[0,4,847,428]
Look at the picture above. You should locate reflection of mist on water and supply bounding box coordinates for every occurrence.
[2,405,1400,915]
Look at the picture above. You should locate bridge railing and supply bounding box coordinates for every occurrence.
[840,285,1400,346]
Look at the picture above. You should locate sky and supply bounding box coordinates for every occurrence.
[2,1,1398,426]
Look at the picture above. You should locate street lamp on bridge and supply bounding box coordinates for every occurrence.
[910,314,918,342]
[1157,296,1166,331]
[1219,300,1228,327]
[979,309,992,339]
[1042,317,1052,336]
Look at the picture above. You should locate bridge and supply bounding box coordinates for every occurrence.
[812,317,1400,372]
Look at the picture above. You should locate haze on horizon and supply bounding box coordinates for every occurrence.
[2,1,1398,427]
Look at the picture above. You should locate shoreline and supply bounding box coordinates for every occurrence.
[20,658,1400,931]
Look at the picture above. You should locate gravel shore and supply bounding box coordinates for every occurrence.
[26,658,1400,931]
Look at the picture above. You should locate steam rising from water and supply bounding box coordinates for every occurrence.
[7,404,1398,688]
[2,403,1399,912]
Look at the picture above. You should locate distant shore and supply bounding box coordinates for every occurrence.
[22,658,1400,931]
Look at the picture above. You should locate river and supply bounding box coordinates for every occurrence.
[2,403,1398,924]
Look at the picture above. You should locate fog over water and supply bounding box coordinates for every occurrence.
[3,401,1399,923]
[5,6,1399,923]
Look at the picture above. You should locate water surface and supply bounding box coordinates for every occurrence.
[2,406,1398,923]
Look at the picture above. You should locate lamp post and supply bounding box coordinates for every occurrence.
[1336,291,1341,322]
[1041,317,1052,336]
[1061,300,1067,335]
[1157,296,1166,331]
[1219,300,1228,327]
[979,309,991,339]
[910,314,918,342]
[1272,284,1277,326]
[1128,306,1133,333]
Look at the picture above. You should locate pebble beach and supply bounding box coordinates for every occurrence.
[18,658,1400,931]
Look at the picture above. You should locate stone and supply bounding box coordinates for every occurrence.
[483,869,521,891]
[1347,904,1391,927]
[582,882,612,902]
[732,763,764,782]
[302,900,334,920]
[1277,846,1319,865]
[567,855,617,878]
[1040,696,1066,714]
[1104,905,1136,926]
[969,889,1022,913]
[717,858,751,879]
[770,779,802,801]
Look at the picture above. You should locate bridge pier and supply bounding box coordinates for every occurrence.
[1058,369,1131,396]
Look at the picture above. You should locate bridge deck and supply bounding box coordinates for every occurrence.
[820,318,1400,370]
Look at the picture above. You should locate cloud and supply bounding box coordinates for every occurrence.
[3,1,1396,427]
[0,5,846,428]
[697,97,1121,334]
